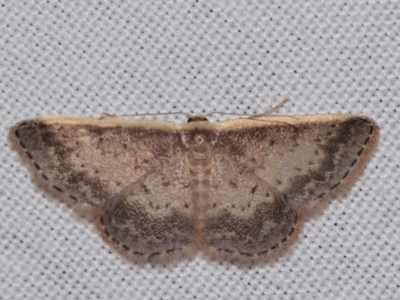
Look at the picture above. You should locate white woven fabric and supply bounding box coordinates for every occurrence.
[1,1,399,299]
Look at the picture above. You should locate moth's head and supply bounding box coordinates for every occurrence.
[187,116,209,123]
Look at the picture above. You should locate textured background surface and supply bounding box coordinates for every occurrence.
[1,1,399,299]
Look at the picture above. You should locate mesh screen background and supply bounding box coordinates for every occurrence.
[1,1,399,299]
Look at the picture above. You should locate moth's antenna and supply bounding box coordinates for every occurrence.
[100,98,290,120]
[100,111,192,119]
[249,98,289,119]
[202,111,249,118]
[202,98,290,119]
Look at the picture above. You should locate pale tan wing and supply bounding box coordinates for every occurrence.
[204,151,298,260]
[216,114,379,206]
[204,114,379,261]
[98,153,196,262]
[9,117,196,262]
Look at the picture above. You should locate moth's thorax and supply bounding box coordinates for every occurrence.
[181,127,218,161]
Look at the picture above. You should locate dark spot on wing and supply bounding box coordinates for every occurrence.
[251,185,258,194]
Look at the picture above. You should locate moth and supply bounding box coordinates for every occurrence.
[9,112,379,264]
